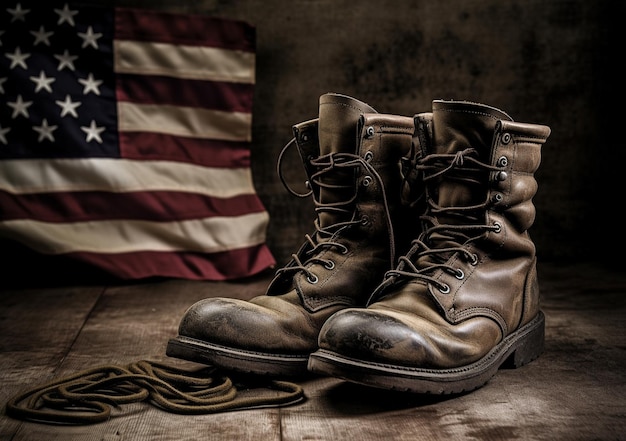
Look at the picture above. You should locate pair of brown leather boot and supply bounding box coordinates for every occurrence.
[167,93,551,394]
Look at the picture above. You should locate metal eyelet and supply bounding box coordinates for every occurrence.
[366,126,375,137]
[324,260,335,270]
[305,180,311,189]
[470,253,479,265]
[496,171,508,181]
[307,273,319,284]
[364,151,374,161]
[455,269,465,280]
[493,221,502,233]
[502,133,512,144]
[438,284,451,294]
[497,156,508,167]
[360,215,370,226]
[362,175,373,187]
[492,193,503,203]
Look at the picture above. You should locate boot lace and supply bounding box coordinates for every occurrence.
[276,137,397,283]
[371,148,503,299]
[6,360,304,425]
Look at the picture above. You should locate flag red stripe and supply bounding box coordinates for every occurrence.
[72,245,275,280]
[115,8,255,52]
[4,239,275,282]
[118,132,251,167]
[116,74,254,112]
[0,190,267,222]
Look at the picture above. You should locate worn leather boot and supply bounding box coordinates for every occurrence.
[167,93,416,377]
[309,100,551,393]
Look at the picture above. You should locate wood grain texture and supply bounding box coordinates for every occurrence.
[1,262,625,440]
[0,286,103,440]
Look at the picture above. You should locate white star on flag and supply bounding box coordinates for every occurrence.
[30,26,54,46]
[7,3,30,22]
[78,26,102,49]
[54,49,78,71]
[54,4,78,26]
[80,120,105,143]
[55,95,81,117]
[30,71,56,93]
[78,73,103,95]
[8,95,32,118]
[6,47,30,69]
[33,118,58,142]
[0,125,10,144]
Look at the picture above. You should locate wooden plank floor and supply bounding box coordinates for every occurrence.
[1,261,624,441]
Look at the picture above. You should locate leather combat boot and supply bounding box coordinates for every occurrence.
[309,100,551,393]
[166,93,416,377]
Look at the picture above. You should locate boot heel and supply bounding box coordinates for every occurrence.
[505,311,545,369]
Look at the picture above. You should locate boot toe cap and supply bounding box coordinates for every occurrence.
[318,307,501,369]
[177,296,320,354]
[179,297,274,346]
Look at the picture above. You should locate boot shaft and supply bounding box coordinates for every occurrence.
[371,100,551,334]
[292,94,416,256]
[416,100,550,331]
[316,93,378,229]
[420,101,550,257]
[430,100,513,209]
[269,94,415,309]
[290,110,417,256]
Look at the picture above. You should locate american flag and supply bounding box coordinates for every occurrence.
[0,2,276,281]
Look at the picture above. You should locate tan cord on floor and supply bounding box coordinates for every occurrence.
[5,360,305,425]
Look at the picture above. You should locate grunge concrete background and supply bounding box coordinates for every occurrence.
[111,0,622,266]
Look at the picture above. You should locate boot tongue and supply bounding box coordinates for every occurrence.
[431,100,513,209]
[316,93,377,228]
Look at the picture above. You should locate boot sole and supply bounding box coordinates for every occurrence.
[166,336,311,378]
[307,310,545,394]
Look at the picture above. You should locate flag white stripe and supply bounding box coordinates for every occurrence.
[114,40,256,83]
[0,211,270,254]
[117,102,252,141]
[0,158,256,197]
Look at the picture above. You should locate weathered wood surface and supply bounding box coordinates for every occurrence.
[1,262,624,441]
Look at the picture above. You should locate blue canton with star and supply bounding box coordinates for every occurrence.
[0,2,118,158]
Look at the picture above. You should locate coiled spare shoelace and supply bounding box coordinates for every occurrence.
[5,360,305,425]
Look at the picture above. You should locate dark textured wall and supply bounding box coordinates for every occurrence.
[115,0,622,266]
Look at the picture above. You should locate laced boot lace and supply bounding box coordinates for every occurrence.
[276,138,397,284]
[371,148,504,299]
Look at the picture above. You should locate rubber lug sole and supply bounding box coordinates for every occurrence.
[166,335,311,378]
[307,310,545,394]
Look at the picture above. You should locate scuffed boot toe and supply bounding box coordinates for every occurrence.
[167,296,315,377]
[309,306,544,394]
